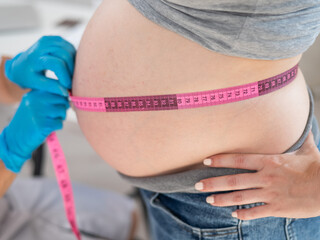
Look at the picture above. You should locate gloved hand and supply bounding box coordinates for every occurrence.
[4,36,76,96]
[0,90,69,173]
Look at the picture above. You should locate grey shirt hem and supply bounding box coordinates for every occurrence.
[118,85,319,193]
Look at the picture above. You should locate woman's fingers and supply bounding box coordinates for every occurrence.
[206,188,267,207]
[203,153,270,171]
[195,173,264,192]
[203,130,318,172]
[232,204,272,221]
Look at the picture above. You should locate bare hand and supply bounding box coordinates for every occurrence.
[195,130,320,220]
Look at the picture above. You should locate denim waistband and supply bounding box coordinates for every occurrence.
[119,85,319,193]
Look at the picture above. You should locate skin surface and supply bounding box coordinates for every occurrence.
[73,0,309,177]
[0,160,16,198]
[0,56,24,198]
[197,131,320,220]
[0,55,137,238]
[0,56,28,104]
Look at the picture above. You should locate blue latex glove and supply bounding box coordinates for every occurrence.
[0,90,69,173]
[4,36,76,96]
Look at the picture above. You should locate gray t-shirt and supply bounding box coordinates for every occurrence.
[126,0,320,60]
[119,85,320,193]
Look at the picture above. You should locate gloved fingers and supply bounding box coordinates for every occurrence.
[40,119,63,136]
[37,36,76,57]
[25,74,69,98]
[4,53,24,82]
[43,118,64,133]
[35,56,72,90]
[4,36,76,92]
[26,90,70,106]
[45,105,68,120]
[44,47,75,77]
[36,75,69,96]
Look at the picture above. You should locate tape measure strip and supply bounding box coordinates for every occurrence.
[47,133,81,240]
[44,63,298,240]
[70,63,298,112]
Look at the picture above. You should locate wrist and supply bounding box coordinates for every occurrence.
[0,55,29,104]
[0,55,11,81]
[0,128,30,173]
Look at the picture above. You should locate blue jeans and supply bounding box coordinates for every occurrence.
[140,138,320,240]
[137,85,320,239]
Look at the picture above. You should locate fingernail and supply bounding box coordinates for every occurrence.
[232,212,238,218]
[203,158,212,166]
[206,196,214,204]
[195,182,204,190]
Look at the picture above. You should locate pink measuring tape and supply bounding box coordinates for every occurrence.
[71,64,299,112]
[46,133,81,240]
[46,63,298,240]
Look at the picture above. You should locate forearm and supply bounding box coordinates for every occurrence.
[0,56,29,104]
[0,159,16,198]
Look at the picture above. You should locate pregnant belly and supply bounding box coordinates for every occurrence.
[72,0,310,177]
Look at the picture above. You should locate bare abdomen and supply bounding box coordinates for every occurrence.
[72,0,309,177]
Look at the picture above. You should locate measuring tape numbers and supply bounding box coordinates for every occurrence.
[70,63,298,112]
[47,133,81,240]
[46,63,299,240]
